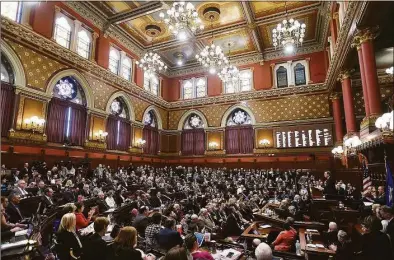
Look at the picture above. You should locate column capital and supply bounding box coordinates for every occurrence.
[351,36,362,50]
[93,32,99,39]
[54,5,61,13]
[330,92,342,101]
[333,12,339,20]
[270,63,276,68]
[74,20,82,26]
[356,26,379,44]
[337,69,354,82]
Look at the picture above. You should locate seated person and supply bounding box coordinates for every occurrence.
[329,230,353,260]
[145,212,162,248]
[6,193,23,223]
[255,242,273,260]
[184,233,214,260]
[74,202,94,230]
[1,204,27,241]
[158,218,183,251]
[163,246,191,260]
[323,222,338,245]
[83,217,109,260]
[132,206,150,236]
[271,221,297,252]
[56,213,83,260]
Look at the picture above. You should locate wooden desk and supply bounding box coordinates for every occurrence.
[254,213,326,230]
[329,206,360,226]
[299,228,336,257]
[240,221,281,240]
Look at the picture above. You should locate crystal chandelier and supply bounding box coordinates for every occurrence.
[159,1,204,40]
[196,44,228,74]
[217,43,239,82]
[136,51,167,77]
[272,3,306,53]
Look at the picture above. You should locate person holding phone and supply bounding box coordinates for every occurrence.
[184,233,214,260]
[74,202,94,230]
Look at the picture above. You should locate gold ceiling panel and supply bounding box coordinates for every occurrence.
[250,1,318,19]
[258,10,318,48]
[196,2,244,28]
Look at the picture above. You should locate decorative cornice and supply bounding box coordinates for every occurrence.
[8,130,47,144]
[329,92,342,100]
[167,83,327,109]
[337,69,354,82]
[84,141,107,151]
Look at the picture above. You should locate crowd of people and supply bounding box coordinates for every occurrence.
[1,161,393,260]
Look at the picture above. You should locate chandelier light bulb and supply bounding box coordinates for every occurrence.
[209,67,216,74]
[285,44,294,53]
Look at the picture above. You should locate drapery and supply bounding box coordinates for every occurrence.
[106,116,118,150]
[1,83,15,137]
[117,119,131,151]
[181,129,205,155]
[46,98,68,143]
[68,103,87,146]
[225,125,254,154]
[143,126,159,155]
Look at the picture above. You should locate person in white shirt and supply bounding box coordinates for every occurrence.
[105,191,116,208]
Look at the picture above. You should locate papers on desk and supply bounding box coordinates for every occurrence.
[1,239,36,251]
[260,225,271,229]
[15,229,28,237]
[363,202,373,207]
[306,244,325,249]
[315,244,325,248]
[212,248,242,260]
[306,229,319,233]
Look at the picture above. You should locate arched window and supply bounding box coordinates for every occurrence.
[46,76,87,146]
[181,113,205,155]
[143,110,159,154]
[77,29,92,59]
[294,63,306,86]
[109,47,121,74]
[106,98,131,151]
[182,80,193,100]
[224,69,253,94]
[225,108,254,154]
[1,54,16,137]
[54,15,73,49]
[181,77,207,99]
[144,73,160,96]
[1,2,22,22]
[276,66,288,88]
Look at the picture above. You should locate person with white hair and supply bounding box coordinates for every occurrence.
[255,242,273,260]
[199,208,215,231]
[329,230,354,260]
[323,221,338,245]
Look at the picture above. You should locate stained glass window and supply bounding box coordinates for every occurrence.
[196,78,206,98]
[183,80,193,100]
[226,109,252,126]
[224,69,253,93]
[109,47,120,74]
[54,16,72,49]
[1,2,22,22]
[144,73,159,96]
[122,56,132,81]
[294,63,306,86]
[181,77,206,99]
[276,66,288,88]
[77,29,91,59]
[184,113,204,129]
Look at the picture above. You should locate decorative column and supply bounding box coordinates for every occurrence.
[359,27,382,116]
[329,16,337,49]
[330,93,345,144]
[328,36,334,59]
[90,32,99,62]
[338,70,357,134]
[351,36,370,117]
[52,6,62,42]
[71,20,82,52]
[270,63,275,88]
[119,50,126,76]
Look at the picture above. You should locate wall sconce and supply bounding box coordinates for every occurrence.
[94,130,108,142]
[24,116,45,133]
[259,139,270,148]
[375,111,393,132]
[135,138,146,148]
[344,136,361,157]
[331,145,344,159]
[208,142,219,150]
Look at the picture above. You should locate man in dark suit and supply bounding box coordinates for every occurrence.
[6,194,23,223]
[380,206,394,248]
[132,206,150,236]
[374,186,386,205]
[12,180,29,197]
[323,171,336,195]
[157,218,183,251]
[83,217,109,260]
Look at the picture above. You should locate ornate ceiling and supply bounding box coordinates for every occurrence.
[79,1,330,76]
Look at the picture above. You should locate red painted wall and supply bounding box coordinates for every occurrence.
[31,2,56,39]
[96,32,110,69]
[161,51,327,101]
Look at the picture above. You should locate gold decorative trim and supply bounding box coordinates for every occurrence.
[158,151,180,156]
[84,140,107,150]
[254,147,332,154]
[129,147,143,154]
[329,92,342,100]
[204,150,226,156]
[360,115,379,128]
[8,129,47,144]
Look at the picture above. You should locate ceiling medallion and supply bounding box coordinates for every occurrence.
[144,24,164,37]
[272,3,306,54]
[174,52,185,66]
[159,1,204,41]
[200,4,221,22]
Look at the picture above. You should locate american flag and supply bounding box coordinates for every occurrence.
[363,160,372,192]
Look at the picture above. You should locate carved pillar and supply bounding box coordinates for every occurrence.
[90,32,99,62]
[270,63,275,88]
[119,50,126,77]
[338,70,357,134]
[359,27,382,116]
[329,16,337,49]
[328,36,334,59]
[287,60,294,87]
[71,20,82,52]
[52,6,62,41]
[11,92,20,130]
[351,37,370,117]
[330,93,344,144]
[326,47,331,64]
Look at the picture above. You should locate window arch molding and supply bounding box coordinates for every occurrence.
[142,106,163,130]
[220,104,256,127]
[46,69,93,109]
[177,109,208,131]
[105,91,135,122]
[1,40,26,87]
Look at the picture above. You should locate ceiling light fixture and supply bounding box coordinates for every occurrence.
[136,39,167,77]
[386,66,393,75]
[159,1,204,41]
[217,42,239,83]
[272,2,306,54]
[196,16,228,74]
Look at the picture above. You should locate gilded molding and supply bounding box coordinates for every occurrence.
[84,141,107,150]
[204,150,226,156]
[8,130,47,144]
[158,152,180,157]
[129,147,143,154]
[337,69,353,82]
[356,26,379,44]
[253,147,332,154]
[329,92,342,100]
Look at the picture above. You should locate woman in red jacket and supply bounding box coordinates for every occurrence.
[271,222,297,251]
[74,202,94,230]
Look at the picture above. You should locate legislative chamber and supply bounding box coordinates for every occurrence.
[1,1,393,260]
